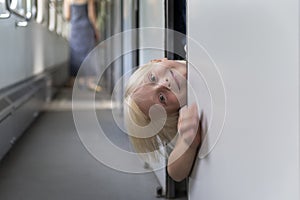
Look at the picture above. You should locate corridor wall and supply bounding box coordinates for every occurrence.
[0,16,68,90]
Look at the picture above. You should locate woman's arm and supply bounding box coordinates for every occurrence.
[63,0,71,21]
[167,103,201,182]
[87,0,99,41]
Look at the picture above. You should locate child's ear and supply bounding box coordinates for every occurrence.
[150,58,168,63]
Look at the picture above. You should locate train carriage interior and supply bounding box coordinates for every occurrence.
[0,0,188,199]
[0,0,299,200]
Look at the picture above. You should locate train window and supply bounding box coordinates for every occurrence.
[56,0,63,35]
[6,0,32,20]
[0,0,10,18]
[36,0,41,23]
[48,0,56,31]
[31,0,37,19]
[165,0,186,60]
[35,0,44,23]
[42,0,49,26]
[61,0,70,39]
[25,0,31,18]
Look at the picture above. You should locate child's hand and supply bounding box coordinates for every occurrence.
[177,103,201,150]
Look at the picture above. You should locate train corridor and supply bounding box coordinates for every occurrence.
[0,87,174,200]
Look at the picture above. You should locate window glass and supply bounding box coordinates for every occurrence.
[36,0,43,23]
[48,0,56,31]
[0,0,10,18]
[7,0,32,19]
[31,0,37,19]
[56,0,63,34]
[61,0,69,39]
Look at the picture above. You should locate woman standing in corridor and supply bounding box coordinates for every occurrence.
[64,0,100,91]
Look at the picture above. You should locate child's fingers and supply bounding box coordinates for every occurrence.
[178,103,200,134]
[178,116,199,133]
[179,104,198,119]
[189,103,199,118]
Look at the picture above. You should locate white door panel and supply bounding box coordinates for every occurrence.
[187,0,299,199]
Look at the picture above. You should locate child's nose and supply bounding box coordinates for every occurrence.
[158,77,171,88]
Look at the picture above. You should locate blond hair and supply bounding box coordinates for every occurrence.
[124,62,180,161]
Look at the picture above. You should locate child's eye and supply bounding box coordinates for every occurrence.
[149,73,156,82]
[159,93,166,104]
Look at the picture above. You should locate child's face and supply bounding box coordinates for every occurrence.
[132,60,187,116]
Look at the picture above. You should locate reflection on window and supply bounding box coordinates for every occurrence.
[48,0,56,31]
[5,0,34,20]
[31,0,37,19]
[10,0,20,11]
[0,0,10,18]
[25,0,31,19]
[36,0,43,23]
[61,0,69,39]
[11,0,25,16]
[56,0,63,34]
